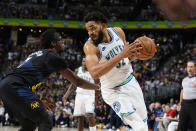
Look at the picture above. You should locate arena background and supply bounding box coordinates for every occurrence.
[0,0,196,131]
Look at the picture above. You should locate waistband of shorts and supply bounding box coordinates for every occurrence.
[183,99,196,103]
[113,74,133,89]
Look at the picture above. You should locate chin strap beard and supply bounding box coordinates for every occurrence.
[93,30,104,45]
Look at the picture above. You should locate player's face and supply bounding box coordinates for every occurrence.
[187,62,195,76]
[85,21,104,45]
[57,39,65,51]
[82,58,87,69]
[55,35,65,52]
[82,58,86,66]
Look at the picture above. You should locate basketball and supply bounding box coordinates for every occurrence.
[136,36,157,60]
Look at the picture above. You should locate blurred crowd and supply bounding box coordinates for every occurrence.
[0,0,166,21]
[1,0,196,22]
[147,98,181,131]
[159,43,196,84]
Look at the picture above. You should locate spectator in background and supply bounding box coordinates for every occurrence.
[107,108,122,131]
[61,102,74,127]
[169,98,175,107]
[156,104,176,131]
[0,101,5,126]
[147,103,155,131]
[95,105,105,124]
[162,104,176,130]
[153,102,164,131]
[168,103,181,131]
[54,101,63,126]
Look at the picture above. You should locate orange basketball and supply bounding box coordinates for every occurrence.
[136,36,157,60]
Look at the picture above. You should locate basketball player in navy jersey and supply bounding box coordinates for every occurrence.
[0,29,99,131]
[178,60,196,131]
[83,11,148,131]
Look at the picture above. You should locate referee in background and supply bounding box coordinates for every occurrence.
[178,60,196,131]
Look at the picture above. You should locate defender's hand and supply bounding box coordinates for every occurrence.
[41,98,55,111]
[94,84,101,91]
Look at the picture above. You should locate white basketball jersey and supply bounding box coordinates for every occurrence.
[98,28,133,89]
[182,75,196,100]
[76,66,95,95]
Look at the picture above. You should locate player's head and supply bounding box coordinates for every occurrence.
[84,11,108,45]
[82,58,87,70]
[187,60,196,76]
[40,29,65,52]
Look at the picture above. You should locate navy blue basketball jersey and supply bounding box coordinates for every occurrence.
[7,49,67,89]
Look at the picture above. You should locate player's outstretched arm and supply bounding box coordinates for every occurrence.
[180,89,183,104]
[60,69,100,90]
[62,84,76,105]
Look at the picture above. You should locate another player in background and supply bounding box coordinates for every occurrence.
[83,11,148,131]
[178,60,196,130]
[63,58,97,131]
[0,29,99,131]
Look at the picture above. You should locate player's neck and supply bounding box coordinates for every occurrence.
[82,67,87,72]
[102,30,111,43]
[188,73,195,77]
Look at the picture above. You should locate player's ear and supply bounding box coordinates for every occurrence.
[101,23,106,28]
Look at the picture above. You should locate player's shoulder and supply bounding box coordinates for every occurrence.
[27,50,48,58]
[77,66,82,71]
[45,49,59,56]
[83,39,98,54]
[76,67,81,74]
[113,27,122,31]
[44,49,63,61]
[182,77,187,81]
[113,27,124,34]
[40,49,53,55]
[182,76,190,82]
[185,75,196,79]
[113,27,125,40]
[84,39,94,47]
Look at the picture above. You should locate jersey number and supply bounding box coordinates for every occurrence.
[116,59,126,68]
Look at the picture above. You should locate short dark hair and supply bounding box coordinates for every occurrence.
[40,29,60,49]
[84,11,108,24]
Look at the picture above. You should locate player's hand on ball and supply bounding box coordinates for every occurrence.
[135,36,158,60]
[128,40,143,61]
[121,41,142,59]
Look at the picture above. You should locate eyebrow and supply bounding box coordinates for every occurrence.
[89,25,95,28]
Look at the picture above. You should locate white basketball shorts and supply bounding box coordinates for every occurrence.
[73,93,95,116]
[101,75,147,123]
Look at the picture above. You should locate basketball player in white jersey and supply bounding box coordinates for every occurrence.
[63,58,96,131]
[178,60,196,130]
[83,11,148,131]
